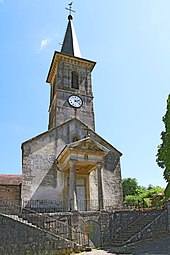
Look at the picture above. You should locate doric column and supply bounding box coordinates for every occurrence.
[69,160,77,211]
[97,162,104,210]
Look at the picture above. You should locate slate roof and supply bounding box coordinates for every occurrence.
[61,15,81,57]
[0,175,22,185]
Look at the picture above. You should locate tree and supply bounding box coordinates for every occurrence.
[122,178,138,198]
[156,94,170,198]
[122,178,164,207]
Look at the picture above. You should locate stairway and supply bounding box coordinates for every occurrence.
[0,200,88,249]
[112,210,164,245]
[0,213,81,255]
[2,213,35,227]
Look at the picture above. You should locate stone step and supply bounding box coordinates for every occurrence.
[113,211,162,244]
[1,212,80,251]
[2,214,39,228]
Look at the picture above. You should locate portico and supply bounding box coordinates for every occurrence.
[56,137,109,211]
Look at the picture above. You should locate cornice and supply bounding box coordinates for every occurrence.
[46,51,96,84]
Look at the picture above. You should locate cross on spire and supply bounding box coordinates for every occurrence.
[65,2,76,18]
[61,2,81,57]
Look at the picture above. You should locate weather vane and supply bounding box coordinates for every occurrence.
[65,2,76,16]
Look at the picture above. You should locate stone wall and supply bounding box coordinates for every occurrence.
[21,211,108,247]
[45,211,110,247]
[0,214,76,255]
[48,209,169,247]
[0,208,169,254]
[0,184,21,205]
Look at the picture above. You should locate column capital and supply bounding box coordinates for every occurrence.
[69,159,78,166]
[96,161,103,169]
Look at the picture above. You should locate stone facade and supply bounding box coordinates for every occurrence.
[21,119,123,211]
[47,53,96,130]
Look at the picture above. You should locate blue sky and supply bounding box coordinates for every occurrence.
[0,0,169,188]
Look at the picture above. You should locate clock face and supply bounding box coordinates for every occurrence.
[68,95,83,108]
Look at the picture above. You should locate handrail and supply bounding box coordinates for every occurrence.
[3,199,165,213]
[0,212,79,248]
[112,211,144,239]
[112,208,166,243]
[0,199,88,247]
[126,208,168,244]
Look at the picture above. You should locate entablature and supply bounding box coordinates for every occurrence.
[46,51,96,84]
[56,137,109,174]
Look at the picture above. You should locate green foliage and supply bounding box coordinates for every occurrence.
[122,178,164,208]
[156,94,170,182]
[146,186,164,198]
[122,178,138,198]
[164,182,170,199]
[124,195,139,206]
[136,186,147,196]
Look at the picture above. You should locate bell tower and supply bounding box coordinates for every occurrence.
[46,13,96,130]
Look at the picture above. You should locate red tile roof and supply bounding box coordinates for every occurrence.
[0,175,22,185]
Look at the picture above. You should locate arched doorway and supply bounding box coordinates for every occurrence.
[83,221,101,247]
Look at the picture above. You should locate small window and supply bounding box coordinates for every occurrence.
[71,71,79,89]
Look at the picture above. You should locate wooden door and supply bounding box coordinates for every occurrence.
[76,178,86,211]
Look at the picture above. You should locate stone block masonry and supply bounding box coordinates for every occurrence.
[0,207,169,254]
[0,214,76,255]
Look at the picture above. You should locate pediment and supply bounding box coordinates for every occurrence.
[56,137,109,173]
[67,137,109,154]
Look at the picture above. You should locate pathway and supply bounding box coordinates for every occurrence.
[77,250,128,255]
[76,234,170,255]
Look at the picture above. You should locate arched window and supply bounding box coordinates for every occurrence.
[71,71,79,89]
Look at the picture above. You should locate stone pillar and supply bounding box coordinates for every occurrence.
[69,160,77,211]
[167,200,170,232]
[97,163,104,210]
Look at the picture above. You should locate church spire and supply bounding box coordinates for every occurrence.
[61,4,81,58]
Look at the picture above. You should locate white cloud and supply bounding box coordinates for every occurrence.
[36,38,51,53]
[36,33,58,53]
[39,38,50,51]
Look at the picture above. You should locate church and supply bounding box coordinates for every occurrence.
[1,7,167,254]
[1,10,123,213]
